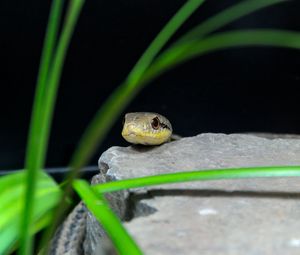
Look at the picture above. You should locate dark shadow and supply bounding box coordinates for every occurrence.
[130,189,300,201]
[130,144,159,153]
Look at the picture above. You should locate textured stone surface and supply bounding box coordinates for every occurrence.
[84,173,127,255]
[87,133,300,255]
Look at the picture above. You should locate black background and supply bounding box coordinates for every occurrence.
[1,0,300,171]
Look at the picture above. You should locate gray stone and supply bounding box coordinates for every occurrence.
[84,172,127,255]
[86,133,300,255]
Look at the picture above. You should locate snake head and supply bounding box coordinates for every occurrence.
[121,112,173,145]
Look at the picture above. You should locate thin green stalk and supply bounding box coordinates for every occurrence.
[140,29,300,87]
[175,0,287,44]
[90,166,300,194]
[37,1,86,252]
[69,0,206,170]
[25,0,64,171]
[20,0,63,254]
[73,180,143,255]
[126,0,205,86]
[37,0,85,165]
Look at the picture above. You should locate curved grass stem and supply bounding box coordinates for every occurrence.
[91,166,300,194]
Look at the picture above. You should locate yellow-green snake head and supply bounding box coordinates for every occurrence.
[121,112,173,145]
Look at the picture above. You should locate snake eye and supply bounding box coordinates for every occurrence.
[151,117,160,130]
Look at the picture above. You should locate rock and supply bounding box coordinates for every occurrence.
[85,133,300,255]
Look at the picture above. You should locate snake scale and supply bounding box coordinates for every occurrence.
[50,112,174,254]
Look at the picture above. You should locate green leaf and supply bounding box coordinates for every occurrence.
[73,180,143,255]
[141,29,300,85]
[175,0,287,44]
[20,0,85,253]
[20,0,64,253]
[126,0,205,86]
[92,166,300,193]
[0,172,61,255]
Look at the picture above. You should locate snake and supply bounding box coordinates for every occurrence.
[50,112,174,254]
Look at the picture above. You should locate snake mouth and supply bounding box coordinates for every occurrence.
[122,130,146,140]
[121,126,137,137]
[122,127,171,145]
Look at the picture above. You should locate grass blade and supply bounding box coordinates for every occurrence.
[20,0,64,254]
[70,0,206,169]
[20,0,85,253]
[34,0,86,251]
[140,29,300,86]
[73,180,143,255]
[36,0,85,173]
[175,0,287,44]
[126,0,205,85]
[90,166,300,194]
[0,171,61,255]
[25,0,63,173]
